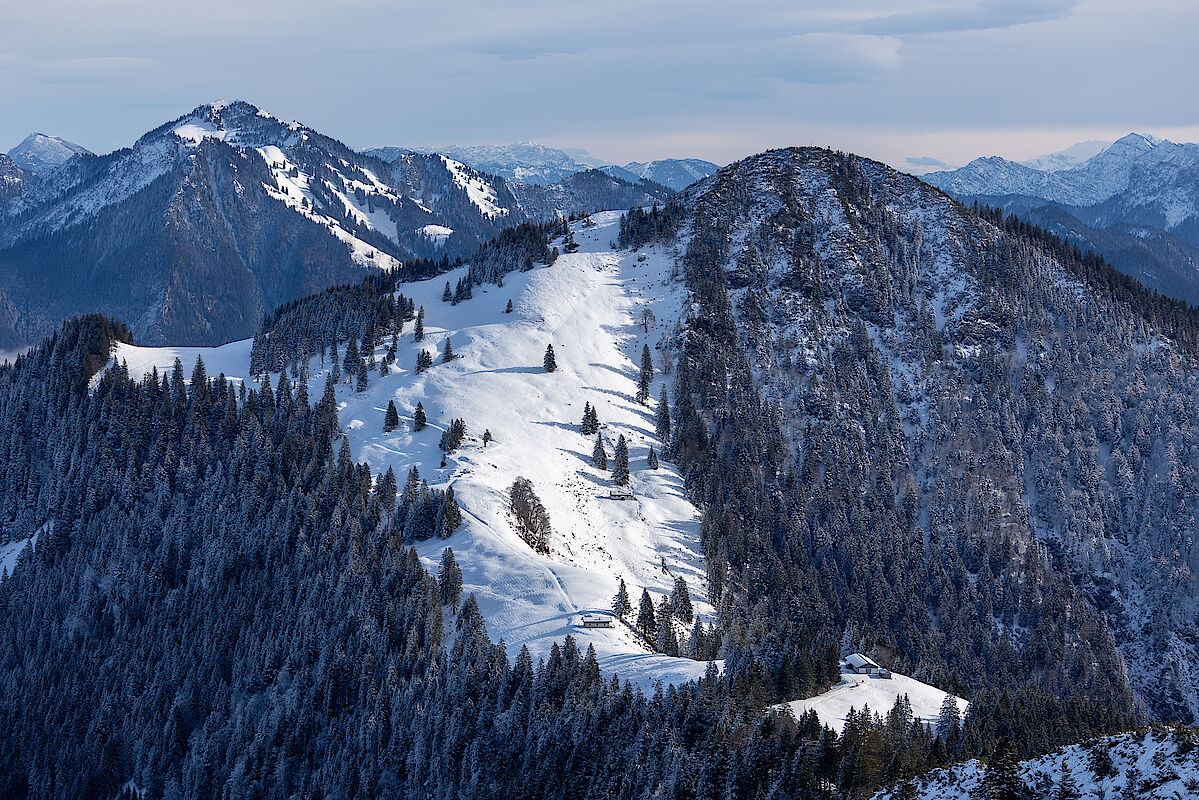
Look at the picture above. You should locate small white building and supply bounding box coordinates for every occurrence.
[580,613,613,629]
[845,653,882,674]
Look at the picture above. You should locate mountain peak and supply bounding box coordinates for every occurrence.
[7,132,92,172]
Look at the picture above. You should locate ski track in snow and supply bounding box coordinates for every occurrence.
[103,211,719,691]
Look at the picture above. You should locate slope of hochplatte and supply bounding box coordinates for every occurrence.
[871,728,1199,800]
[104,211,719,689]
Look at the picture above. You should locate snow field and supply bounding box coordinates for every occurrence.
[103,211,720,690]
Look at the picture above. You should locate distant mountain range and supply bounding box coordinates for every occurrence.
[925,133,1199,304]
[365,142,719,191]
[0,102,671,348]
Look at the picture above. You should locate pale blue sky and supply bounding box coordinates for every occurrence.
[2,0,1196,170]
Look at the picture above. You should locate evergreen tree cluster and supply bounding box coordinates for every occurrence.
[465,219,567,286]
[618,200,685,250]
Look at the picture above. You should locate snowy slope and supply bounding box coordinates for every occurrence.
[779,661,967,734]
[104,211,720,690]
[873,728,1199,800]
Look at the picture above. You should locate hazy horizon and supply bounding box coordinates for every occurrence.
[3,1,1198,172]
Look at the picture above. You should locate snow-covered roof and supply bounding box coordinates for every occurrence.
[846,653,880,670]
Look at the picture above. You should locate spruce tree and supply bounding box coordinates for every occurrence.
[637,343,653,404]
[414,306,425,342]
[637,589,658,642]
[438,547,463,608]
[592,434,608,470]
[505,299,513,313]
[981,739,1026,800]
[413,402,427,431]
[612,435,630,486]
[442,281,452,302]
[647,446,659,470]
[581,402,599,435]
[655,386,671,441]
[416,350,433,373]
[384,400,399,431]
[671,576,692,623]
[612,579,632,620]
[543,344,557,373]
[356,360,369,392]
[443,337,455,362]
[439,486,462,537]
[1053,760,1079,800]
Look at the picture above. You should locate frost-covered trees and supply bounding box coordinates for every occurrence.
[637,589,658,641]
[439,418,466,453]
[592,434,608,470]
[416,349,433,373]
[413,401,427,431]
[442,337,455,362]
[655,386,671,441]
[414,306,425,341]
[612,579,632,620]
[612,435,630,486]
[509,477,551,553]
[581,401,599,435]
[647,446,659,470]
[543,344,557,373]
[384,400,399,431]
[671,577,693,623]
[439,547,463,607]
[637,344,653,404]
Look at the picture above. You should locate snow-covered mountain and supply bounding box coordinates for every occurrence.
[926,133,1199,301]
[369,142,597,185]
[368,142,719,191]
[0,103,669,348]
[1020,139,1110,172]
[6,132,92,173]
[872,728,1199,800]
[601,158,719,191]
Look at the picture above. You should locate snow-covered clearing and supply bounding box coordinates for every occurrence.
[103,211,719,690]
[779,662,967,734]
[0,532,37,580]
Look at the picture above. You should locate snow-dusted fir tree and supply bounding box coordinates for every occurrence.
[637,344,653,404]
[413,402,427,431]
[384,400,399,432]
[671,577,692,623]
[438,547,462,608]
[637,589,658,642]
[612,435,630,485]
[612,579,632,620]
[647,446,659,470]
[581,401,599,435]
[592,434,608,470]
[655,386,670,441]
[543,344,557,373]
[414,306,425,341]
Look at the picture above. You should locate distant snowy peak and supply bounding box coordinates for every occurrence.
[370,141,594,185]
[617,158,720,191]
[7,132,92,172]
[1020,139,1110,172]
